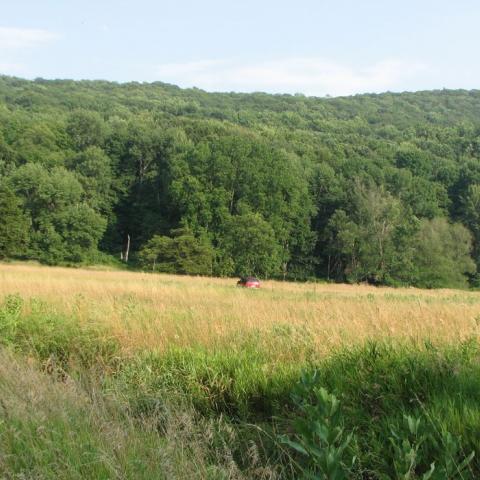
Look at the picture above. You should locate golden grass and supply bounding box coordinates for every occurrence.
[1,263,479,355]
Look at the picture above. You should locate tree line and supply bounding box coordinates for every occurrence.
[0,76,479,288]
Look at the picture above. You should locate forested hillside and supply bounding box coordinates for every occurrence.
[1,75,480,287]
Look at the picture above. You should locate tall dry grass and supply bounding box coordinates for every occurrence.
[1,263,479,356]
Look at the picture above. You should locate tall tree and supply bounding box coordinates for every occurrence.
[0,184,30,259]
[324,182,417,284]
[219,212,281,278]
[138,228,213,275]
[412,218,476,288]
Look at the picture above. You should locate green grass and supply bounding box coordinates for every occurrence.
[1,293,480,478]
[0,294,119,368]
[0,349,253,480]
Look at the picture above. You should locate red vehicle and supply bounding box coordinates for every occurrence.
[237,276,261,288]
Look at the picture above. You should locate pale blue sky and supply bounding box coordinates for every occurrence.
[1,0,479,96]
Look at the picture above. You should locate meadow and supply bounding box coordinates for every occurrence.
[1,263,480,479]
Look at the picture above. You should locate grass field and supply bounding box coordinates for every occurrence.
[1,263,480,478]
[2,263,479,353]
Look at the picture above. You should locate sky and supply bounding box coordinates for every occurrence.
[1,0,479,97]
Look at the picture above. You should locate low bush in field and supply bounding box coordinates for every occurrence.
[281,369,476,479]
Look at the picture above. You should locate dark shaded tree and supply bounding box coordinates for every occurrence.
[0,184,30,259]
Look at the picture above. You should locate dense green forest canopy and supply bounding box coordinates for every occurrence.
[1,75,480,287]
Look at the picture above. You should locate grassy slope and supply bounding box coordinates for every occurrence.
[1,263,480,478]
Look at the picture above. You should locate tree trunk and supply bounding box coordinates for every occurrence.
[124,234,130,263]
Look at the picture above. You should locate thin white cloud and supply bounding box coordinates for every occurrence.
[0,27,59,49]
[0,62,26,75]
[156,58,428,96]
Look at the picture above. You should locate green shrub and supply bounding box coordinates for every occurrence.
[279,372,356,479]
[280,370,475,479]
